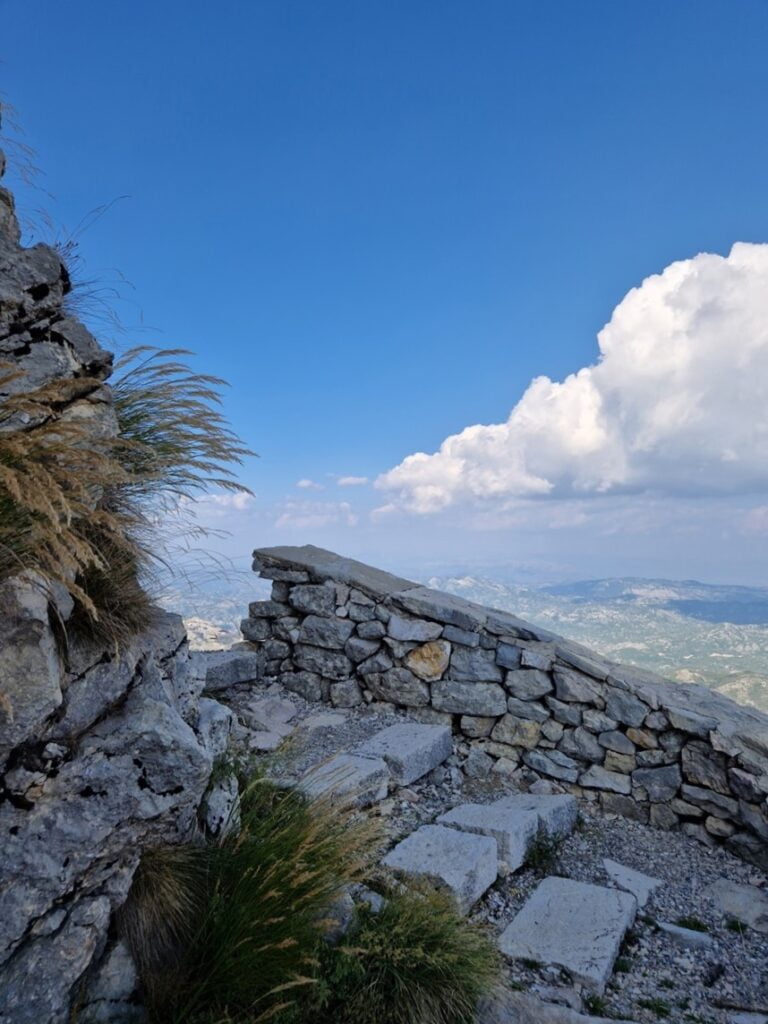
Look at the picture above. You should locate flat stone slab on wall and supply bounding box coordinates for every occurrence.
[498,876,637,992]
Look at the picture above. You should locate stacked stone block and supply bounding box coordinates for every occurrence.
[243,545,768,871]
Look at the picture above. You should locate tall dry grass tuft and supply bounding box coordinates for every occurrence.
[0,346,254,647]
[125,776,380,1024]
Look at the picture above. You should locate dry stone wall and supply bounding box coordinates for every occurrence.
[244,545,768,871]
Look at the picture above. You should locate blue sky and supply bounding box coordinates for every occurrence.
[3,1,768,583]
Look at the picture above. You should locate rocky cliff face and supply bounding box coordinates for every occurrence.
[0,152,228,1023]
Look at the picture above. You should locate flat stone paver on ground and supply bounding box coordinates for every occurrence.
[437,801,538,873]
[299,753,389,807]
[478,989,636,1024]
[602,858,662,908]
[708,878,768,935]
[382,823,497,912]
[493,793,579,841]
[356,723,453,785]
[498,876,637,992]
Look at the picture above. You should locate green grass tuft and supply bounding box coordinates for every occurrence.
[294,885,501,1024]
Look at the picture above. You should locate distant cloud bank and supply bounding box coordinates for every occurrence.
[377,243,768,512]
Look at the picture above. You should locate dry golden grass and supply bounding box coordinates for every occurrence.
[0,346,254,648]
[122,776,381,1024]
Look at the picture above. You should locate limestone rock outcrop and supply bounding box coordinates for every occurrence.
[0,149,225,1023]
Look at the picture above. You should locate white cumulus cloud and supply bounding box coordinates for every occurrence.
[337,475,369,486]
[297,478,324,490]
[377,243,768,513]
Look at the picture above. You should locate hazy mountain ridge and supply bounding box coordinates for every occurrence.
[432,576,768,712]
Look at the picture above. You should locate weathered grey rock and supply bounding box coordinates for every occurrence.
[0,641,213,1023]
[604,687,647,728]
[438,801,538,873]
[436,624,478,649]
[666,705,719,737]
[356,724,452,785]
[580,765,631,795]
[387,613,442,642]
[478,989,634,1024]
[279,670,323,702]
[244,696,296,735]
[560,727,604,762]
[298,614,355,649]
[460,715,495,738]
[344,635,381,663]
[492,714,541,749]
[546,697,583,726]
[356,619,386,640]
[631,765,681,802]
[254,544,418,598]
[293,643,353,680]
[541,719,565,743]
[598,730,635,755]
[404,639,451,681]
[330,679,363,707]
[494,793,579,841]
[603,750,635,774]
[520,643,555,671]
[602,858,662,907]
[506,668,553,700]
[248,599,290,618]
[240,616,271,642]
[200,649,263,691]
[582,709,619,733]
[708,878,768,934]
[681,741,730,794]
[287,582,337,616]
[657,921,713,948]
[366,667,430,706]
[523,749,580,783]
[728,766,768,802]
[600,792,650,823]
[432,679,507,717]
[553,667,602,704]
[357,649,394,675]
[464,747,495,778]
[201,771,240,837]
[680,783,738,818]
[449,645,503,682]
[0,576,64,756]
[496,641,522,668]
[382,824,497,912]
[300,753,389,807]
[396,586,488,632]
[498,877,636,992]
[506,696,550,722]
[77,939,144,1023]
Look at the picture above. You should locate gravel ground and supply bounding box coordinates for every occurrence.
[219,678,768,1024]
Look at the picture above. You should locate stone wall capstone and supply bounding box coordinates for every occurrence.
[244,544,768,872]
